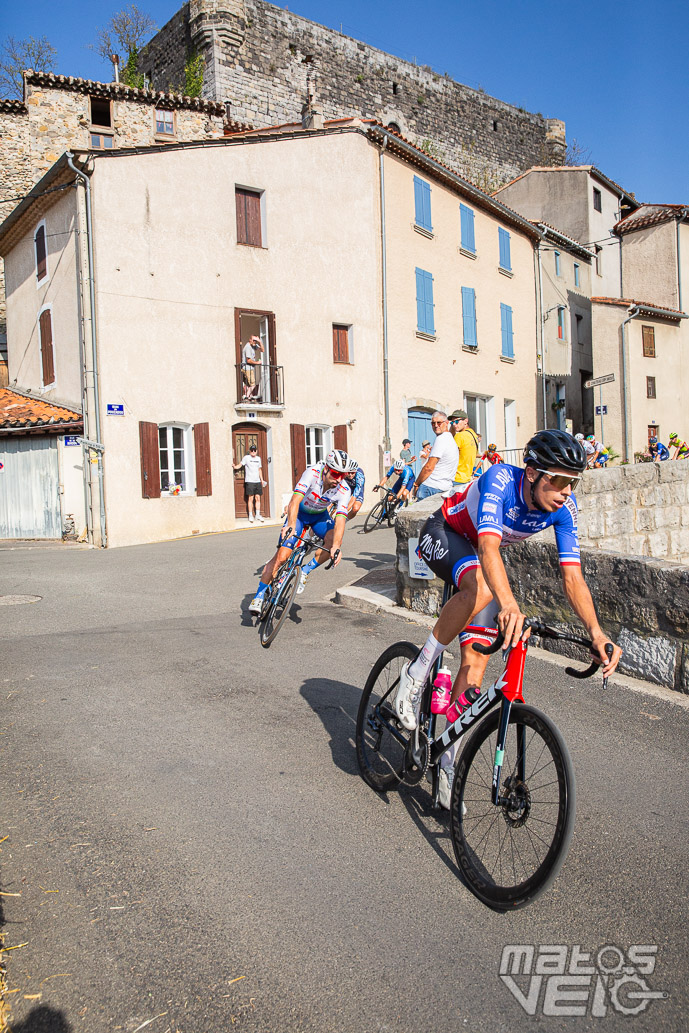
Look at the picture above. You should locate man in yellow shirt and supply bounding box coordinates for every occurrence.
[449,409,479,489]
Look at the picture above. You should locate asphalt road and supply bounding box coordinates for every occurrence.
[1,521,687,1033]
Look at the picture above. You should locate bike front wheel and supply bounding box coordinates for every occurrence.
[450,703,575,910]
[363,500,386,533]
[356,641,418,791]
[259,566,301,647]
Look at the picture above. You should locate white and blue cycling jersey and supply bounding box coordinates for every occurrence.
[346,467,366,503]
[441,463,580,566]
[386,464,415,495]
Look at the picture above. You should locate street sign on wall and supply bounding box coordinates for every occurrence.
[595,405,608,415]
[584,373,615,389]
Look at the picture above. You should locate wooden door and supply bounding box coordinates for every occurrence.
[232,423,270,518]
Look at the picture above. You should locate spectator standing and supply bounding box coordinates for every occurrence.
[419,439,432,462]
[449,409,480,490]
[411,412,459,501]
[242,335,264,400]
[400,438,416,464]
[233,444,266,523]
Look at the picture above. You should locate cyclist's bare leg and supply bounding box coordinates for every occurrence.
[311,526,335,567]
[260,544,293,583]
[433,567,493,648]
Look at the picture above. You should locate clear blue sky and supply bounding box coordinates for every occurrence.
[3,0,687,202]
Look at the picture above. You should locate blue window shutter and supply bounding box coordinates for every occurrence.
[554,250,561,276]
[501,303,514,358]
[414,176,432,231]
[574,263,580,287]
[460,204,475,252]
[461,287,477,347]
[416,267,434,333]
[499,228,511,271]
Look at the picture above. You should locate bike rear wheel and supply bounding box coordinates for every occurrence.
[450,703,575,910]
[356,641,417,791]
[259,566,301,647]
[363,500,386,533]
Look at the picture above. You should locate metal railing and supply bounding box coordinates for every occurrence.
[236,363,284,406]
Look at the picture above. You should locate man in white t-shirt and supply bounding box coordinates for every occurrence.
[411,411,459,501]
[242,336,263,400]
[232,444,267,523]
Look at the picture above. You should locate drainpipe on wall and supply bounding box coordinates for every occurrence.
[677,209,688,312]
[67,152,107,548]
[620,305,639,464]
[378,137,391,455]
[535,226,548,428]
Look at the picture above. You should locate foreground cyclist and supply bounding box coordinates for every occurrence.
[248,450,351,613]
[394,429,622,807]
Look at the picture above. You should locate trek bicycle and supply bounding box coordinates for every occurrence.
[355,610,613,910]
[363,486,406,533]
[256,527,338,647]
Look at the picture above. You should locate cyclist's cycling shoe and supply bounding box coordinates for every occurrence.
[394,662,423,730]
[248,593,265,614]
[297,571,309,595]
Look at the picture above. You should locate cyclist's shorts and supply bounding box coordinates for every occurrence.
[417,510,498,649]
[278,504,334,549]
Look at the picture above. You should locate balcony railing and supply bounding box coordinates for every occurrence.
[235,363,284,408]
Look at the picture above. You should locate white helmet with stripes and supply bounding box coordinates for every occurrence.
[325,449,350,473]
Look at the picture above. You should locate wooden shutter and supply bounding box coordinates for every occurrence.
[461,287,477,347]
[194,422,212,496]
[35,225,47,281]
[139,421,161,499]
[236,188,262,246]
[39,309,55,385]
[460,204,475,252]
[334,424,348,452]
[642,325,655,358]
[333,325,349,363]
[290,423,306,485]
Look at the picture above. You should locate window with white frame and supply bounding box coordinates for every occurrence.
[464,393,494,443]
[557,306,566,340]
[155,108,175,136]
[34,221,48,284]
[158,424,193,493]
[305,425,332,467]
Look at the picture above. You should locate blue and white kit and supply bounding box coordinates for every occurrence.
[386,464,415,496]
[347,467,366,503]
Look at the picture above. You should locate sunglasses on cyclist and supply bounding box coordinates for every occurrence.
[535,469,582,491]
[326,467,347,480]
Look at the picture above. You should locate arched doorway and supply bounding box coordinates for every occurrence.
[232,422,271,519]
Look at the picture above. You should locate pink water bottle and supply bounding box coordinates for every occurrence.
[431,667,453,715]
[445,685,481,723]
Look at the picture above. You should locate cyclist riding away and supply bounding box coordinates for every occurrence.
[248,449,351,613]
[345,458,366,520]
[393,429,622,808]
[375,458,415,504]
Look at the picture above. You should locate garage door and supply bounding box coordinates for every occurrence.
[0,436,62,538]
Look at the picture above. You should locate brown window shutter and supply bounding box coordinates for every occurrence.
[194,422,212,496]
[139,421,161,499]
[39,309,55,385]
[642,325,655,357]
[236,188,262,246]
[334,424,348,452]
[290,423,306,485]
[332,325,349,363]
[35,225,47,281]
[235,189,247,243]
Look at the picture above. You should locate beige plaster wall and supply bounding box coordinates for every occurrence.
[58,434,87,534]
[621,220,679,312]
[4,190,83,407]
[89,131,382,547]
[591,301,689,456]
[382,150,538,451]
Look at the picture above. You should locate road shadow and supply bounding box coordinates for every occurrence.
[8,1007,73,1032]
[300,676,361,777]
[344,550,395,573]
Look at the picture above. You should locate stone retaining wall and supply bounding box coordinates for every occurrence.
[395,464,689,692]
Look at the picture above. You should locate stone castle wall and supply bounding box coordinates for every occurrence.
[141,0,565,192]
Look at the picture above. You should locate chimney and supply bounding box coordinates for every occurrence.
[301,67,323,130]
[111,54,120,83]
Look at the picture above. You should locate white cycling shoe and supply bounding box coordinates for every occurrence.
[438,766,467,814]
[248,594,265,614]
[297,571,309,595]
[393,662,423,730]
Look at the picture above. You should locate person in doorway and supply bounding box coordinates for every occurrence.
[410,412,459,501]
[400,438,416,465]
[242,335,264,400]
[419,439,432,462]
[449,409,480,490]
[232,444,266,523]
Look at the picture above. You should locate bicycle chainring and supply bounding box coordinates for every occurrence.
[402,729,430,785]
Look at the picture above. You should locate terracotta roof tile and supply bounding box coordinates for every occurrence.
[591,297,685,319]
[0,388,82,432]
[24,70,226,117]
[614,204,688,234]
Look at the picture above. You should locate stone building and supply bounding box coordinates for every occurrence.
[0,70,234,366]
[139,0,567,192]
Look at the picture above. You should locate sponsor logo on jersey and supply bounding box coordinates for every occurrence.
[483,502,498,514]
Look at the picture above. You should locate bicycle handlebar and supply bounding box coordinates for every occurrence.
[324,549,340,570]
[472,618,615,681]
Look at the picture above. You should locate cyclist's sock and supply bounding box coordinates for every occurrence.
[440,741,460,771]
[255,580,269,595]
[408,633,445,683]
[302,557,319,575]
